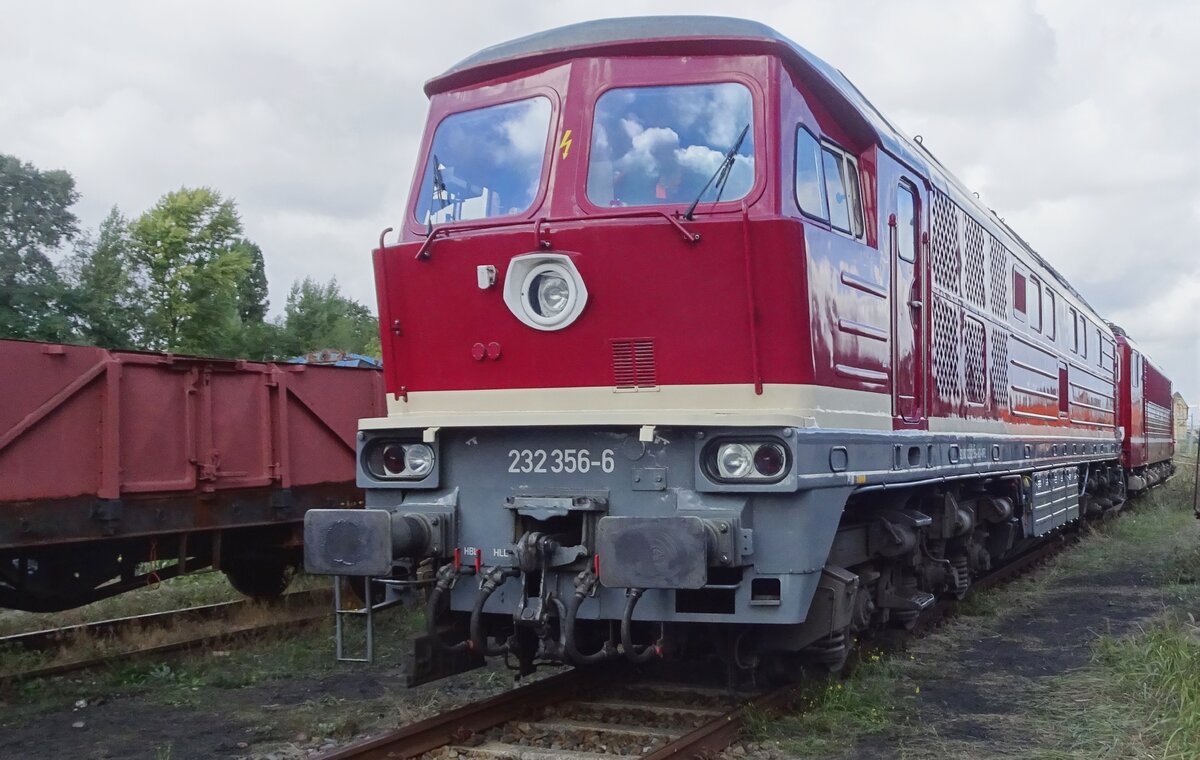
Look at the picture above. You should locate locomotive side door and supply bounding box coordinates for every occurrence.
[891,179,925,423]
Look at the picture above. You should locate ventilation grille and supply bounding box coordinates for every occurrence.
[611,339,657,390]
[990,325,1010,411]
[964,316,987,405]
[989,238,1009,318]
[931,297,961,404]
[963,217,987,309]
[930,192,960,294]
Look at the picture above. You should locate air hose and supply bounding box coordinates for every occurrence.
[470,566,519,656]
[562,569,613,664]
[621,588,661,663]
[426,563,471,653]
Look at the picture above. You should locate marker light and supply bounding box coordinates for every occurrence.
[367,441,436,481]
[404,444,435,477]
[753,444,786,477]
[716,443,755,479]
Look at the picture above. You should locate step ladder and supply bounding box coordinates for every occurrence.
[332,576,419,663]
[333,576,375,663]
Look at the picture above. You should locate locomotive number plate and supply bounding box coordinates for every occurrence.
[507,448,616,474]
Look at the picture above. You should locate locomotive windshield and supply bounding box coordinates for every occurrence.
[586,82,755,209]
[415,96,553,224]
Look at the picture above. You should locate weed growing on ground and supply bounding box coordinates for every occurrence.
[0,570,328,638]
[1095,614,1200,758]
[1036,612,1200,760]
[747,656,900,756]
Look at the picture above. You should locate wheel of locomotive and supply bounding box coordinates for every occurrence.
[948,556,971,600]
[222,557,296,600]
[891,576,923,630]
[805,627,852,672]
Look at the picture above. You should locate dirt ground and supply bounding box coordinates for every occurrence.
[2,474,1196,760]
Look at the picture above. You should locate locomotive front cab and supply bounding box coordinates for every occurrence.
[304,18,943,681]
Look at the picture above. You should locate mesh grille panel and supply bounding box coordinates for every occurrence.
[932,296,961,404]
[989,237,1010,318]
[964,316,987,405]
[990,325,1010,410]
[964,217,986,308]
[930,192,960,294]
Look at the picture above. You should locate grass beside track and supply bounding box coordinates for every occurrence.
[0,569,328,639]
[749,472,1200,759]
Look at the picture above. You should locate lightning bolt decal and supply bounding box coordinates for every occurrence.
[559,129,573,159]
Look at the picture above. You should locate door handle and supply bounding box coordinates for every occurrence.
[908,299,923,309]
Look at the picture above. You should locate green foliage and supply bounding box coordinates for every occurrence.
[278,277,377,357]
[0,154,380,361]
[234,240,269,323]
[65,206,144,348]
[0,154,78,341]
[127,187,252,354]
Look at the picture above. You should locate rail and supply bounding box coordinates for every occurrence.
[0,588,331,683]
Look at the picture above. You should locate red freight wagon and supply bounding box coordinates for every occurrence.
[0,339,383,611]
[1113,329,1175,492]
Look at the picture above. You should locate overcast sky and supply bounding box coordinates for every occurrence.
[3,1,1197,407]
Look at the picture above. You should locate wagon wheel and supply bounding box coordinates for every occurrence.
[222,557,296,599]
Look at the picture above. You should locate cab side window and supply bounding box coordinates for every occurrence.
[794,127,827,221]
[1075,304,1084,352]
[1027,275,1042,333]
[795,126,864,241]
[822,148,852,234]
[896,182,917,262]
[1043,288,1056,340]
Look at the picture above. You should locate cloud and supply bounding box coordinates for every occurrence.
[2,0,1196,403]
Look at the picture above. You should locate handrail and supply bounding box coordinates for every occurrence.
[412,209,702,261]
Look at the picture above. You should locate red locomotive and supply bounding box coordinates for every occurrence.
[1113,328,1176,491]
[304,17,1176,679]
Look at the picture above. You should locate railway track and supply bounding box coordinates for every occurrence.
[0,587,332,683]
[321,667,793,760]
[317,528,1083,760]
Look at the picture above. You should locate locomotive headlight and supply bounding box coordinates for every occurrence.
[707,440,791,483]
[504,254,588,331]
[404,444,435,477]
[534,272,571,317]
[521,262,577,327]
[366,440,436,481]
[716,443,755,479]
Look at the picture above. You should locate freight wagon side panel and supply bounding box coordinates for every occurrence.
[0,340,381,549]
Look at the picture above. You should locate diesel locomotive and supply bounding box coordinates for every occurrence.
[304,17,1176,680]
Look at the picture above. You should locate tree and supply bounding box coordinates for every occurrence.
[279,277,377,357]
[0,154,78,341]
[127,187,253,355]
[65,207,143,348]
[234,240,268,323]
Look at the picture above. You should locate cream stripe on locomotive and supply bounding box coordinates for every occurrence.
[363,383,893,431]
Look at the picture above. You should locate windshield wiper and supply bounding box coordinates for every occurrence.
[682,123,750,221]
[424,154,449,235]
